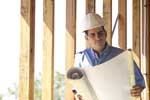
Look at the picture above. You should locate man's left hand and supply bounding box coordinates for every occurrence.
[130,85,144,97]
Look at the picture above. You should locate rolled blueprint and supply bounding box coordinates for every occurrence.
[67,50,136,100]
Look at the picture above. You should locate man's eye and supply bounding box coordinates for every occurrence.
[98,31,105,35]
[90,33,95,37]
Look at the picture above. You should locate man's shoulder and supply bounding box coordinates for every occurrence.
[75,48,90,55]
[110,46,124,52]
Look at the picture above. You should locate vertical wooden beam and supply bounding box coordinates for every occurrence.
[19,0,35,100]
[103,0,112,45]
[118,0,127,49]
[65,0,76,100]
[141,0,150,99]
[132,0,142,96]
[145,0,150,99]
[133,0,140,59]
[132,5,141,99]
[85,0,95,48]
[86,0,95,14]
[42,0,54,100]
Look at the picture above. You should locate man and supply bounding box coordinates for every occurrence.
[73,13,145,99]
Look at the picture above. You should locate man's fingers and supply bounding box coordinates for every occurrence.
[130,85,143,97]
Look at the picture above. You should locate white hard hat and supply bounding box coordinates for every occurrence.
[81,13,105,32]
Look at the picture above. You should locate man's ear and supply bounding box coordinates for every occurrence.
[105,32,107,37]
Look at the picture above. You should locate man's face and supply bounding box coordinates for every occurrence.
[85,26,107,51]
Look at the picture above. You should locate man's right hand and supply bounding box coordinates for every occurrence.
[75,94,84,100]
[72,89,84,100]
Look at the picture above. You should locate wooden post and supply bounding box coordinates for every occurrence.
[86,0,95,14]
[65,0,76,100]
[132,2,141,99]
[141,0,150,99]
[19,0,35,100]
[85,0,95,48]
[118,0,127,49]
[103,0,112,45]
[145,0,150,99]
[133,0,140,59]
[42,0,54,100]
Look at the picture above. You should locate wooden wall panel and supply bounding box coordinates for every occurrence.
[103,0,112,45]
[65,0,76,100]
[42,0,54,100]
[19,0,35,100]
[118,0,127,49]
[86,0,95,14]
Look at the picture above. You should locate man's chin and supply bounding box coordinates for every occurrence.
[94,45,105,51]
[96,44,105,47]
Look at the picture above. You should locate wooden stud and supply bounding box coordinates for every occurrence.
[118,0,127,49]
[65,0,76,100]
[141,0,150,99]
[133,0,140,60]
[103,0,112,45]
[19,0,35,100]
[86,0,95,14]
[42,0,54,100]
[85,0,95,48]
[146,0,150,98]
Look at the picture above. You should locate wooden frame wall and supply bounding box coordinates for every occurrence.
[65,0,76,100]
[19,0,35,100]
[18,0,149,100]
[42,0,54,100]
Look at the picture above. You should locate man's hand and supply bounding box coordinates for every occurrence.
[75,94,84,100]
[130,85,144,97]
[72,89,84,100]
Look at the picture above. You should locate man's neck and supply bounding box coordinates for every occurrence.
[93,43,107,55]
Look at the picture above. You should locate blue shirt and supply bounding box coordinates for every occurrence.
[74,44,145,88]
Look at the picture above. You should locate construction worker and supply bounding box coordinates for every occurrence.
[73,13,145,99]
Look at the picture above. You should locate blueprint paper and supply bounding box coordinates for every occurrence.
[67,50,136,100]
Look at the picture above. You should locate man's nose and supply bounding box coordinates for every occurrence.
[95,33,101,40]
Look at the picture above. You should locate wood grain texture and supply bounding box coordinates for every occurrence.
[42,0,54,100]
[65,0,76,100]
[19,0,35,100]
[118,0,127,49]
[146,0,150,98]
[103,0,112,45]
[86,0,95,14]
[133,0,140,59]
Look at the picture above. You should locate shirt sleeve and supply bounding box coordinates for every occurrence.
[134,61,145,88]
